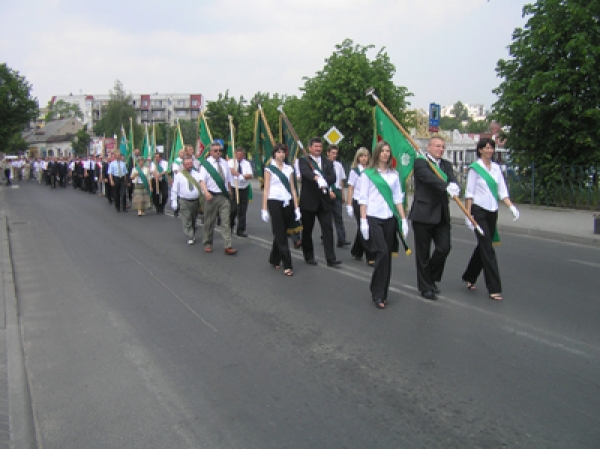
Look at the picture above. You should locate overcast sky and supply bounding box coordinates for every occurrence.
[1,0,529,112]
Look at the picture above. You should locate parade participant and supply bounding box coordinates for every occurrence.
[130,156,152,217]
[35,158,43,183]
[2,159,11,186]
[409,136,460,300]
[346,147,375,265]
[170,156,202,244]
[102,155,113,203]
[461,138,519,301]
[326,144,350,247]
[261,143,301,276]
[47,156,58,188]
[108,152,129,212]
[41,157,49,185]
[359,140,409,309]
[58,157,68,188]
[298,137,341,267]
[150,151,169,214]
[75,155,85,190]
[198,142,237,255]
[229,147,253,237]
[171,149,185,218]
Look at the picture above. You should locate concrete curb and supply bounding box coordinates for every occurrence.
[1,214,37,449]
[450,216,600,247]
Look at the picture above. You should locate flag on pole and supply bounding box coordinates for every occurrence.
[197,112,213,160]
[253,108,274,183]
[169,121,184,171]
[227,118,236,160]
[127,118,134,162]
[372,105,417,207]
[149,123,156,160]
[142,124,150,159]
[279,113,301,165]
[119,126,128,157]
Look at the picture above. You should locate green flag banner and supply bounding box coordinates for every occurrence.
[280,114,300,165]
[197,113,213,160]
[372,106,417,207]
[169,123,184,171]
[253,109,274,183]
[142,124,150,159]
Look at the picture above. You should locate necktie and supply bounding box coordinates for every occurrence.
[216,160,225,181]
[117,162,122,177]
[238,161,243,175]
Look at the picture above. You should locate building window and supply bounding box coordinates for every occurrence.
[177,100,186,106]
[142,100,148,107]
[191,111,199,118]
[153,111,163,118]
[177,110,187,117]
[142,111,149,118]
[153,100,162,107]
[191,99,198,106]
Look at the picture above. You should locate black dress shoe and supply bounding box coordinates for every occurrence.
[336,241,351,247]
[421,290,437,301]
[305,259,318,266]
[432,282,441,294]
[326,260,342,267]
[237,232,248,237]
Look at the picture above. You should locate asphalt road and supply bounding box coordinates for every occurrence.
[3,182,600,448]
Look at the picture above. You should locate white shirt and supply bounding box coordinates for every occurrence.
[131,166,150,185]
[358,168,404,219]
[199,156,232,193]
[294,159,301,180]
[266,162,293,206]
[170,169,202,201]
[150,160,169,179]
[465,159,509,212]
[228,158,252,189]
[332,160,346,189]
[347,164,365,201]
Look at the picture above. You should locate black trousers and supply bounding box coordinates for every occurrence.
[230,187,249,234]
[350,199,374,261]
[268,199,294,270]
[105,181,113,203]
[365,216,397,302]
[152,179,168,212]
[462,204,502,294]
[301,205,336,263]
[412,219,451,293]
[113,177,127,211]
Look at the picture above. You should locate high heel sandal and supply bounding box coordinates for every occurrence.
[489,293,502,301]
[465,281,476,291]
[284,269,293,277]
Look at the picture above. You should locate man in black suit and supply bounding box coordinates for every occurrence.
[409,137,461,300]
[47,156,58,188]
[58,157,68,188]
[299,137,341,267]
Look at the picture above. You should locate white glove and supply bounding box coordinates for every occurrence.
[509,205,520,221]
[346,204,354,217]
[446,182,460,197]
[401,218,410,239]
[360,218,369,241]
[294,208,301,221]
[171,201,177,210]
[465,216,475,231]
[261,209,269,223]
[316,177,328,189]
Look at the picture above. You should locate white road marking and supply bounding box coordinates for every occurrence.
[568,259,600,269]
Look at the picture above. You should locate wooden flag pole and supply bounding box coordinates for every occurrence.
[228,114,239,204]
[365,87,484,236]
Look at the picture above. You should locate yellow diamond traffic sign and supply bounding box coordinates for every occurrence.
[323,126,344,145]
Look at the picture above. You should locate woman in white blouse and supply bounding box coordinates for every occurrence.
[261,143,301,276]
[346,147,375,266]
[359,141,409,309]
[130,157,152,216]
[462,138,519,301]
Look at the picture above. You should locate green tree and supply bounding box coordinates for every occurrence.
[464,119,490,134]
[5,133,29,155]
[0,63,38,151]
[45,99,84,122]
[451,101,469,121]
[493,0,600,173]
[71,126,91,155]
[299,39,413,161]
[439,116,464,132]
[93,80,142,148]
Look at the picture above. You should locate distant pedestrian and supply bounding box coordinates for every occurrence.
[171,156,202,244]
[461,138,520,301]
[131,157,152,216]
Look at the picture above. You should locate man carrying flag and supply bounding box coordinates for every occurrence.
[150,150,170,214]
[228,147,253,237]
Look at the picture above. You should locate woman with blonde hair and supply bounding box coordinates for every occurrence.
[346,147,374,266]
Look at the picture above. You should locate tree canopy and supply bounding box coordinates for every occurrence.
[0,63,38,151]
[493,0,600,168]
[299,39,413,160]
[45,99,84,122]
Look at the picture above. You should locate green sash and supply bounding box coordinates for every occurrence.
[134,163,151,196]
[363,168,410,254]
[469,162,501,243]
[199,159,229,199]
[417,153,448,182]
[156,161,167,182]
[181,169,201,195]
[266,164,292,196]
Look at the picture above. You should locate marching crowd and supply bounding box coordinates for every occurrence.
[4,135,519,309]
